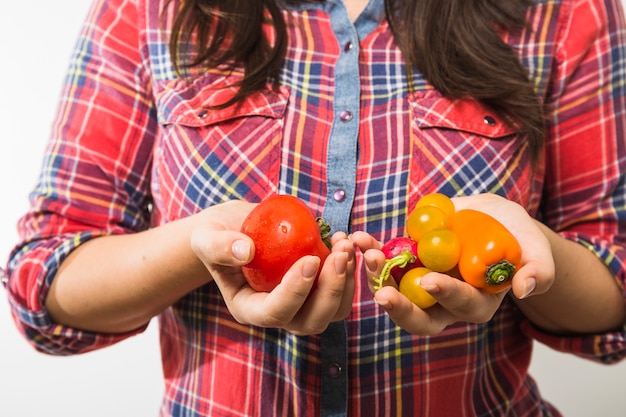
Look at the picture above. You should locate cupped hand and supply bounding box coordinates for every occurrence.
[451,193,555,300]
[190,200,356,336]
[350,193,555,336]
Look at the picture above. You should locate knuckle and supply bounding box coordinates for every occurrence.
[228,310,250,326]
[279,276,313,300]
[290,285,313,300]
[451,297,473,316]
[260,311,290,329]
[473,309,497,324]
[325,286,345,300]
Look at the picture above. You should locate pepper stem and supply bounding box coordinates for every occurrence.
[485,260,517,286]
[316,217,332,250]
[373,250,416,290]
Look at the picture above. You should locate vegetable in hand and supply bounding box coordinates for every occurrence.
[417,228,461,273]
[413,192,456,218]
[398,267,438,309]
[450,209,522,294]
[406,205,450,242]
[374,236,436,309]
[374,193,523,306]
[240,194,331,292]
[378,237,422,285]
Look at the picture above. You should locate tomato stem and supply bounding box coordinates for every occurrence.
[316,217,332,250]
[485,260,517,286]
[373,250,416,290]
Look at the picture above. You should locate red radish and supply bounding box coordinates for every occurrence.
[375,237,422,289]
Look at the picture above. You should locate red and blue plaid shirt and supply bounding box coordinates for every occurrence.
[4,0,626,415]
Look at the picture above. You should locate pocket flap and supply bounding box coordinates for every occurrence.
[157,75,290,127]
[409,90,517,138]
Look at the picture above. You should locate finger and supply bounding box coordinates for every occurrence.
[349,231,382,252]
[286,237,357,334]
[508,218,554,299]
[288,251,351,335]
[330,231,349,245]
[251,256,320,328]
[362,249,395,294]
[192,230,256,303]
[191,228,254,270]
[510,260,554,299]
[419,272,506,323]
[330,238,357,321]
[373,286,455,335]
[330,230,358,315]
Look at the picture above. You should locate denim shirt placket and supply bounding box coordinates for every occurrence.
[319,0,383,416]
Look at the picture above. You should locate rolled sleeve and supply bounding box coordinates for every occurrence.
[3,0,155,355]
[6,231,147,355]
[531,0,626,363]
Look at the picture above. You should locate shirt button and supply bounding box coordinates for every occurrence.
[198,110,209,119]
[339,110,353,122]
[483,115,497,126]
[327,363,342,378]
[344,41,354,52]
[333,189,347,202]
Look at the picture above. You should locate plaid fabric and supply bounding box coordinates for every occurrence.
[4,0,626,415]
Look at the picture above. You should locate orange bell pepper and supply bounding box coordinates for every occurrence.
[450,209,522,294]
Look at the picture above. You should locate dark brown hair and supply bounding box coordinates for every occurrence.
[169,0,544,160]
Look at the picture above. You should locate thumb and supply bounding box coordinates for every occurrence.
[231,238,254,263]
[191,228,254,268]
[510,261,554,300]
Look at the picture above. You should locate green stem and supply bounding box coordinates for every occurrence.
[316,217,332,250]
[373,250,416,290]
[485,260,517,286]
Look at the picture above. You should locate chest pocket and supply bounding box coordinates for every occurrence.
[407,90,532,209]
[154,75,290,220]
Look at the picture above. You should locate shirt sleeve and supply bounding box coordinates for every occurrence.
[527,0,626,362]
[2,0,157,355]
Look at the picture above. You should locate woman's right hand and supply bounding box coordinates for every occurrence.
[191,200,357,336]
[45,199,354,335]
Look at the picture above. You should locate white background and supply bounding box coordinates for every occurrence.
[1,2,625,416]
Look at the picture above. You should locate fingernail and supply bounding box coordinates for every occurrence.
[302,258,320,280]
[232,240,251,262]
[335,253,348,275]
[365,257,378,274]
[520,278,536,299]
[420,284,440,294]
[419,276,439,294]
[375,299,393,311]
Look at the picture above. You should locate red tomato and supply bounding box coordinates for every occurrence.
[240,195,331,292]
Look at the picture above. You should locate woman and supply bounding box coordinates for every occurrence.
[3,0,626,415]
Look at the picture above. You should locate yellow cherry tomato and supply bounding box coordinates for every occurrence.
[415,193,456,218]
[399,267,438,309]
[417,228,461,272]
[406,205,450,242]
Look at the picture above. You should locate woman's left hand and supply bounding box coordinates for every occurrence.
[351,193,555,336]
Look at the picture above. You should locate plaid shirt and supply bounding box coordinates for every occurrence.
[4,0,626,415]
